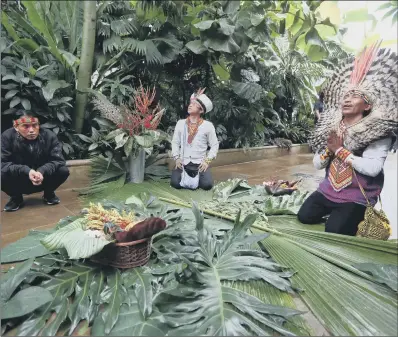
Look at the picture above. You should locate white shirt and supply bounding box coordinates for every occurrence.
[314,137,392,177]
[171,119,219,165]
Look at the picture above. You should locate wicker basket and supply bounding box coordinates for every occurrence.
[91,237,152,269]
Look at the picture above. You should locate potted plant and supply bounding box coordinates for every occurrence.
[91,83,169,183]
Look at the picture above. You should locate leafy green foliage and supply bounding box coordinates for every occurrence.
[1,229,53,264]
[1,1,81,158]
[1,201,300,336]
[260,233,398,336]
[263,191,310,215]
[2,0,348,158]
[377,1,398,25]
[153,204,300,336]
[353,263,398,292]
[2,178,397,336]
[40,218,111,260]
[1,259,53,320]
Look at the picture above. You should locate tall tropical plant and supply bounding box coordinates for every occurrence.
[74,1,97,133]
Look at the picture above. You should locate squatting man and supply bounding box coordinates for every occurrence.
[1,112,70,211]
[170,89,219,190]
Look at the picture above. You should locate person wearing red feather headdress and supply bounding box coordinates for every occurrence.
[298,41,397,236]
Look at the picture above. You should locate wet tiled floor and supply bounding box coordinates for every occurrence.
[1,152,397,247]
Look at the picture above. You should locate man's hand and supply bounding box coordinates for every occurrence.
[35,171,43,184]
[327,130,344,153]
[29,170,43,186]
[198,161,209,173]
[175,158,183,170]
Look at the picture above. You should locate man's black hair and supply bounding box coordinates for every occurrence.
[13,109,44,155]
[15,109,38,118]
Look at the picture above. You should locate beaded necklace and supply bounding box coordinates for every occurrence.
[186,117,204,144]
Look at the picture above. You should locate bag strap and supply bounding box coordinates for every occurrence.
[352,169,383,208]
[180,120,187,171]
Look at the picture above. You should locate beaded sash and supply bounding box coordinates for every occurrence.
[328,121,354,192]
[328,156,353,192]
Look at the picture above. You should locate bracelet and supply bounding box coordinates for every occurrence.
[320,148,332,160]
[336,148,352,162]
[204,158,212,164]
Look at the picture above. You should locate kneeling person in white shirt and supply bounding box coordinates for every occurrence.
[171,90,219,190]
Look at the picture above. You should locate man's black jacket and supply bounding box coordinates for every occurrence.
[1,127,66,176]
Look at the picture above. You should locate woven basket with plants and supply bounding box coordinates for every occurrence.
[40,203,166,268]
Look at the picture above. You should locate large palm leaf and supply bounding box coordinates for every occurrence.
[97,2,183,65]
[259,233,397,336]
[149,183,398,336]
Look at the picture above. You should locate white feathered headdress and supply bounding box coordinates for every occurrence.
[190,88,213,113]
[309,41,398,153]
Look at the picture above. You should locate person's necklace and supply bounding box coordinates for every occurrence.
[189,117,198,124]
[186,117,203,144]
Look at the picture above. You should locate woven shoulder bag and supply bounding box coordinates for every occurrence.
[353,170,391,240]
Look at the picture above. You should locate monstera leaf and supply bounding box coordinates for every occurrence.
[40,218,111,259]
[153,203,300,336]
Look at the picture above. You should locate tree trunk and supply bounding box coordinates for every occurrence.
[73,1,96,133]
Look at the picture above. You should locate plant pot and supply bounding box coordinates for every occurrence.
[128,148,145,183]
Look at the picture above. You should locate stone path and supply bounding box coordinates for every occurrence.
[1,152,397,247]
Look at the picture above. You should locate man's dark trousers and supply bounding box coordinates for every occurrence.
[1,166,70,197]
[170,162,213,190]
